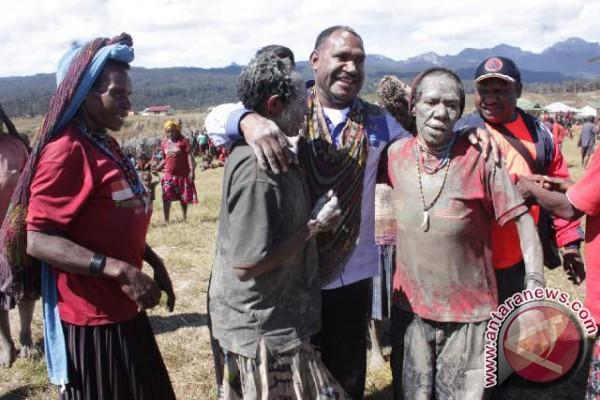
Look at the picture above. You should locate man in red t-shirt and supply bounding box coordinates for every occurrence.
[22,35,176,398]
[458,56,584,304]
[518,155,600,398]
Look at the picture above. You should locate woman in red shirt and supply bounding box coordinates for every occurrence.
[156,120,197,222]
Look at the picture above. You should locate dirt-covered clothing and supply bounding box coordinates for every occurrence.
[391,308,487,400]
[209,142,320,359]
[387,135,527,323]
[221,340,347,399]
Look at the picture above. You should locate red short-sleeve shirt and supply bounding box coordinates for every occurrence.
[487,115,580,269]
[567,153,600,323]
[26,126,152,326]
[388,136,528,322]
[161,137,191,176]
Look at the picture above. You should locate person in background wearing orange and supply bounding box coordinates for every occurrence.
[552,116,568,150]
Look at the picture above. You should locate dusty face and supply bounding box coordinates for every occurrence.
[84,65,132,132]
[276,73,308,137]
[475,78,520,124]
[414,74,462,149]
[310,30,365,109]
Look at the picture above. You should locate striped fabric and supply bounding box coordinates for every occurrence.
[221,340,348,399]
[60,313,175,400]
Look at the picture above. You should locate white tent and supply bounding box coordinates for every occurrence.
[578,105,598,118]
[544,102,580,113]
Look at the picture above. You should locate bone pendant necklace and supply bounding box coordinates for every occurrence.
[415,143,452,232]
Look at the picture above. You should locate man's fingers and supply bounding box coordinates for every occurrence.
[528,174,546,182]
[250,143,270,172]
[265,147,285,174]
[269,139,289,173]
[317,209,342,231]
[252,138,288,174]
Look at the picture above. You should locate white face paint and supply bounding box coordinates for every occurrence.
[277,72,308,137]
[414,74,462,149]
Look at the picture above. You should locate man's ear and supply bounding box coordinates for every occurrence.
[515,82,523,98]
[309,50,319,71]
[266,95,285,118]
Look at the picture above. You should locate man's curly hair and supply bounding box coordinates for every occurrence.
[237,52,297,113]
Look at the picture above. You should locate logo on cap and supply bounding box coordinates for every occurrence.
[485,58,504,73]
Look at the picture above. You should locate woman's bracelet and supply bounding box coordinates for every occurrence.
[89,253,107,276]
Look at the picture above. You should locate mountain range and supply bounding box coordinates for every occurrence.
[1,37,598,117]
[360,37,600,79]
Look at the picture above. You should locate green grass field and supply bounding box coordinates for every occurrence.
[0,124,593,399]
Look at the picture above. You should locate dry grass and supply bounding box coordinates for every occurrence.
[0,111,593,399]
[11,110,208,148]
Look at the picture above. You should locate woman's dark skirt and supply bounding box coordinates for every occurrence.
[0,264,41,310]
[60,312,175,400]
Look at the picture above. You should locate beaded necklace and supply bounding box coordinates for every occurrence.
[414,138,455,232]
[76,121,149,212]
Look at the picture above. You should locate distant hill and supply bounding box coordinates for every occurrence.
[1,37,599,117]
[0,65,243,118]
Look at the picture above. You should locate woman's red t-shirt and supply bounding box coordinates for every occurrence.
[27,126,152,326]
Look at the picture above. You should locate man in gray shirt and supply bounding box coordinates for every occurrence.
[581,116,599,168]
[209,52,345,399]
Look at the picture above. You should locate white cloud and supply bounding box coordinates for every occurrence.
[0,0,598,77]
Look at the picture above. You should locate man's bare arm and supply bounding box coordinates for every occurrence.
[517,176,584,220]
[27,231,160,310]
[514,212,545,290]
[514,212,555,354]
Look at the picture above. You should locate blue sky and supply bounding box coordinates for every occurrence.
[0,0,598,77]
